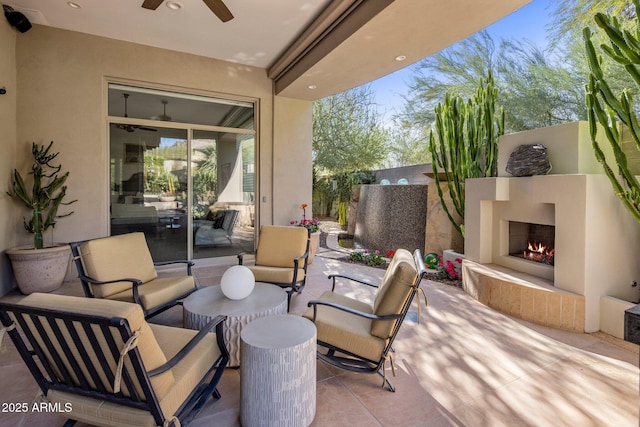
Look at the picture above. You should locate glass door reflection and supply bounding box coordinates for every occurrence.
[192,129,255,258]
[109,124,188,261]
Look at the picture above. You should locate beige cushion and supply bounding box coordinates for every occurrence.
[47,325,221,426]
[80,233,158,298]
[255,225,308,268]
[18,293,174,401]
[248,266,305,285]
[48,390,156,427]
[107,275,195,311]
[303,291,386,362]
[151,324,221,419]
[370,248,418,339]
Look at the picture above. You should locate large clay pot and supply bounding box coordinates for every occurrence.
[6,244,71,294]
[308,231,321,264]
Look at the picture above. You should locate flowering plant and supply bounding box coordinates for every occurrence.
[436,256,463,281]
[290,203,319,233]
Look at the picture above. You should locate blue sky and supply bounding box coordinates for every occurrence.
[369,0,555,120]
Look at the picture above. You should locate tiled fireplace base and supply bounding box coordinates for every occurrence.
[462,260,585,333]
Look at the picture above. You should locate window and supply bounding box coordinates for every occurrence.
[108,84,256,261]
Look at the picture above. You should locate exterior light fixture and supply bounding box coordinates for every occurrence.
[307,85,317,90]
[395,55,407,61]
[67,2,81,9]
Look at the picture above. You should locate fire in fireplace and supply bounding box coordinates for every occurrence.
[509,221,555,266]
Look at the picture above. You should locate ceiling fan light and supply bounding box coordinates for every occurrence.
[166,1,182,11]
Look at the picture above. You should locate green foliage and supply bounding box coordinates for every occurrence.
[401,30,589,134]
[384,122,431,167]
[584,0,640,222]
[428,72,505,238]
[549,0,636,47]
[313,85,389,174]
[7,141,77,249]
[348,249,385,267]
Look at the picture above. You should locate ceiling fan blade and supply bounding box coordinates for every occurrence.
[202,0,234,22]
[141,0,164,11]
[137,126,158,132]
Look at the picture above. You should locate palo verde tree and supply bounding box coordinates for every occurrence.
[584,0,640,222]
[428,71,505,238]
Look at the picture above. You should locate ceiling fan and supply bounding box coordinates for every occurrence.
[151,100,172,121]
[115,93,158,133]
[141,0,234,23]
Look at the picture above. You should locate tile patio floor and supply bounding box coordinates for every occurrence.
[0,244,638,426]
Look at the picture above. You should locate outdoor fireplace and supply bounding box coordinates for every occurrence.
[508,221,555,266]
[463,121,640,335]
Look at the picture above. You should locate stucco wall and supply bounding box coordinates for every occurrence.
[273,97,313,226]
[2,25,312,294]
[0,4,18,295]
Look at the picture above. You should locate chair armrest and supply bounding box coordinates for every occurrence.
[77,271,144,304]
[306,299,402,322]
[78,271,143,288]
[148,315,228,376]
[327,274,377,291]
[154,260,194,275]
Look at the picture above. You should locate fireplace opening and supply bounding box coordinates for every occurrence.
[509,221,555,265]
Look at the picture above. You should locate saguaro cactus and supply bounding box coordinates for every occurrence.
[584,0,640,223]
[428,71,505,237]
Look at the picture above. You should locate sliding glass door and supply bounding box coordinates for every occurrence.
[108,84,255,262]
[192,130,255,259]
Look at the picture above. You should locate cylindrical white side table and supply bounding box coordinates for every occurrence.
[240,315,316,427]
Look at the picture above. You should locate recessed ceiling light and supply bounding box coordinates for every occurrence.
[67,2,81,9]
[166,1,182,10]
[395,55,407,61]
[307,85,317,90]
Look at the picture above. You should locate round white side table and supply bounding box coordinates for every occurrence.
[240,315,317,427]
[183,283,287,367]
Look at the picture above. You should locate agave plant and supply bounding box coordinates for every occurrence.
[7,141,77,249]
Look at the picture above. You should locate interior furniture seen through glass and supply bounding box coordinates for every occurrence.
[108,84,255,262]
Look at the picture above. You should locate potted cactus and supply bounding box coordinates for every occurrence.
[6,141,77,294]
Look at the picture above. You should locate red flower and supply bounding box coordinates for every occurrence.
[386,250,395,258]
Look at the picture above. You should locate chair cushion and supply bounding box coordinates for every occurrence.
[17,293,174,401]
[107,275,195,311]
[370,248,418,339]
[255,225,308,268]
[80,233,158,298]
[247,266,305,285]
[48,390,156,427]
[151,324,222,420]
[303,291,385,362]
[45,325,221,426]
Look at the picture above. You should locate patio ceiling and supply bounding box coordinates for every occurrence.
[4,0,530,100]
